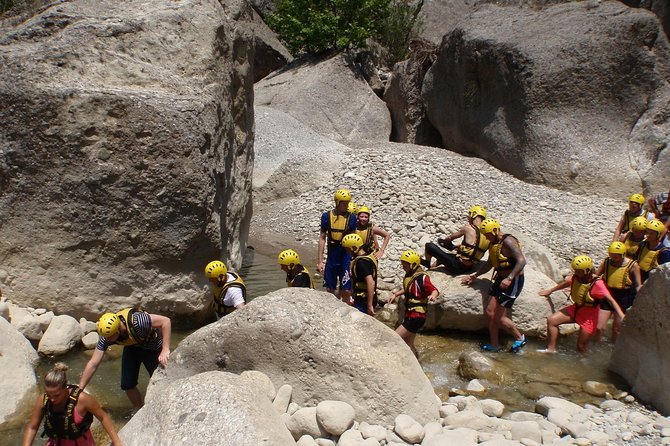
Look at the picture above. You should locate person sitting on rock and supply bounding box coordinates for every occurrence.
[620,216,648,259]
[635,219,670,282]
[460,218,527,353]
[317,189,358,302]
[538,255,625,353]
[595,242,642,343]
[341,233,377,316]
[612,193,649,241]
[204,260,246,318]
[79,309,171,409]
[354,205,391,259]
[388,249,439,356]
[422,205,489,275]
[22,362,122,446]
[277,249,314,288]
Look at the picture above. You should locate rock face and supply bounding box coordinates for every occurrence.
[255,52,392,145]
[623,0,670,39]
[247,6,292,82]
[0,316,39,428]
[0,0,255,320]
[120,371,296,446]
[610,264,670,414]
[158,288,440,425]
[422,1,670,197]
[423,268,563,337]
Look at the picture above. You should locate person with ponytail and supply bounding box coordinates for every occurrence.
[22,362,122,446]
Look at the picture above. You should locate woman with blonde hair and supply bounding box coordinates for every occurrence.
[22,362,122,446]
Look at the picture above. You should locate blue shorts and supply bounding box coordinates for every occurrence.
[490,274,525,309]
[323,260,352,291]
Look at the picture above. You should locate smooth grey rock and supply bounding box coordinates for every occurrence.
[81,331,99,349]
[38,314,82,356]
[394,414,424,444]
[510,420,542,443]
[120,371,295,445]
[286,407,328,441]
[360,422,387,442]
[339,429,364,446]
[316,400,355,436]
[35,311,54,332]
[273,384,293,414]
[536,396,583,417]
[79,318,97,335]
[241,370,276,401]
[297,435,318,446]
[0,301,9,321]
[457,351,497,381]
[16,316,43,341]
[481,399,505,418]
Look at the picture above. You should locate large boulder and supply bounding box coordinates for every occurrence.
[38,314,83,356]
[255,52,392,145]
[157,288,440,425]
[120,371,296,446]
[422,1,670,197]
[0,316,39,428]
[422,267,563,337]
[0,0,255,320]
[610,264,670,414]
[623,0,670,39]
[246,6,292,82]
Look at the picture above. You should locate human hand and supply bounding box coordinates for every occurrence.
[158,349,170,367]
[317,262,324,274]
[538,289,552,297]
[500,278,512,290]
[461,274,475,285]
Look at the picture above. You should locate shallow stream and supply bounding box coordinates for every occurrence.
[4,248,629,444]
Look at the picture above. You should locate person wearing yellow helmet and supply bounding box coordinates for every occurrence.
[388,250,440,356]
[620,216,648,259]
[22,363,122,446]
[538,255,625,353]
[635,219,670,282]
[354,205,391,259]
[594,242,642,343]
[205,260,246,318]
[422,205,490,274]
[341,234,378,315]
[461,218,527,353]
[317,189,358,302]
[78,308,172,409]
[278,249,314,288]
[612,193,650,242]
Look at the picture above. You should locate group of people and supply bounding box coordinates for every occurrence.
[23,187,670,445]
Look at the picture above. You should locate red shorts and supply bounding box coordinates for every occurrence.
[564,304,600,335]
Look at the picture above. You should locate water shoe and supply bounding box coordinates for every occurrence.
[510,337,527,353]
[481,344,502,352]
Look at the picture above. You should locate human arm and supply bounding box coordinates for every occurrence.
[538,279,571,297]
[631,262,642,293]
[21,395,45,446]
[317,230,327,273]
[79,393,123,446]
[372,226,391,259]
[461,259,492,285]
[594,260,606,277]
[613,215,625,242]
[499,237,526,289]
[78,348,105,390]
[150,314,171,367]
[388,289,404,304]
[440,226,467,250]
[423,275,440,303]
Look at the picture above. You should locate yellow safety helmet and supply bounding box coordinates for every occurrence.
[630,216,648,232]
[628,193,645,205]
[400,250,421,270]
[347,202,358,214]
[479,218,500,235]
[341,234,364,251]
[571,255,593,273]
[97,313,120,338]
[468,205,487,219]
[647,219,665,237]
[204,260,227,279]
[278,249,300,267]
[608,242,626,256]
[334,189,352,204]
[357,205,371,217]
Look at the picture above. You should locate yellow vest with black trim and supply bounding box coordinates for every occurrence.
[489,234,519,271]
[636,242,667,273]
[354,223,376,254]
[351,254,378,304]
[570,277,598,307]
[623,233,644,259]
[403,270,428,314]
[213,272,247,316]
[42,385,93,440]
[456,223,490,262]
[328,211,352,244]
[286,266,315,289]
[115,308,158,346]
[604,258,635,290]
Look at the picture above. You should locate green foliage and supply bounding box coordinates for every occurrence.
[268,0,420,62]
[1,0,20,14]
[376,0,424,66]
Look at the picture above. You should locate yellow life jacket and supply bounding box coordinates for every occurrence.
[286,266,315,289]
[354,223,376,253]
[604,258,634,290]
[622,209,644,233]
[213,272,247,316]
[636,241,667,273]
[328,211,352,244]
[623,233,645,259]
[489,234,519,271]
[569,277,599,307]
[351,254,378,304]
[115,308,159,346]
[403,269,428,314]
[456,223,490,262]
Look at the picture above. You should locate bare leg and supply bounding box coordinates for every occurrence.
[485,297,501,347]
[395,325,418,357]
[495,306,522,340]
[611,313,624,343]
[595,310,612,342]
[546,311,573,352]
[125,387,144,409]
[576,329,592,353]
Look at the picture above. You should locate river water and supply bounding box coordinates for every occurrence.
[4,248,629,444]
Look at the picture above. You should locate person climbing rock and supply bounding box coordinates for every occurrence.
[342,233,377,316]
[205,260,246,318]
[278,249,314,288]
[620,216,648,259]
[354,205,391,259]
[612,193,649,241]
